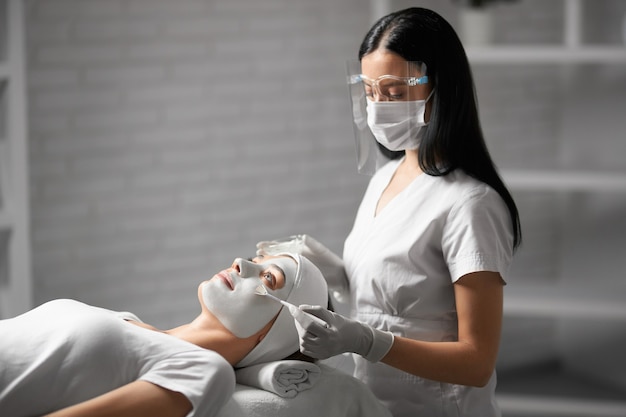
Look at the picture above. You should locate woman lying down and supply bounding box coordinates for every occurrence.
[0,253,328,417]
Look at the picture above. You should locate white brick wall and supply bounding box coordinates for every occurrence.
[26,0,370,327]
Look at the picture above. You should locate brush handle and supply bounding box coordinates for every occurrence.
[283,302,329,329]
[262,290,329,328]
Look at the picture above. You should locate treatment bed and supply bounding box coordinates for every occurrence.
[215,360,391,417]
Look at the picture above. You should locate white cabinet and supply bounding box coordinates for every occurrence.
[467,45,626,64]
[0,0,32,319]
[464,0,626,64]
[463,1,626,415]
[497,169,626,416]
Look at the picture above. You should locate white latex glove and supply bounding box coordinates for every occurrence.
[256,235,349,292]
[293,305,394,362]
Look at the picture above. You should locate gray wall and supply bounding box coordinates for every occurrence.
[26,0,371,327]
[25,0,626,384]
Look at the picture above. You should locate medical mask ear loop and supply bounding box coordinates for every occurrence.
[415,87,435,124]
[425,87,435,105]
[415,87,435,131]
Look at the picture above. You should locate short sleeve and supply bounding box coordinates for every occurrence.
[442,185,514,283]
[113,311,143,322]
[139,349,235,417]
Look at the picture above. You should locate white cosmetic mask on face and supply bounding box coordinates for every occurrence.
[236,253,328,368]
[366,89,434,151]
[201,257,297,338]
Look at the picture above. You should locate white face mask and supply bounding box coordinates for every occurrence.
[235,253,328,368]
[201,256,297,338]
[366,90,434,151]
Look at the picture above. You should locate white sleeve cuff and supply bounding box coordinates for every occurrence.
[365,328,394,362]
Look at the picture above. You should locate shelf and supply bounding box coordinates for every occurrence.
[0,209,10,230]
[505,282,626,320]
[466,46,626,64]
[0,63,8,79]
[497,360,626,417]
[501,170,626,192]
[497,393,626,417]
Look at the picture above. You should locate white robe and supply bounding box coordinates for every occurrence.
[0,299,235,417]
[344,159,513,417]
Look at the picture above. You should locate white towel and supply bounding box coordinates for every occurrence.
[235,360,321,398]
[217,364,393,417]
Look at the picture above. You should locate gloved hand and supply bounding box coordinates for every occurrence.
[293,305,394,362]
[257,235,349,291]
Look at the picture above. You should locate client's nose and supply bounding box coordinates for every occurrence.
[233,258,263,278]
[231,259,241,273]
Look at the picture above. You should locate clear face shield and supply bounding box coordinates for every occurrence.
[346,60,429,175]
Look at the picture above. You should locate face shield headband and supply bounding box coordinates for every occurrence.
[346,60,429,175]
[235,253,328,368]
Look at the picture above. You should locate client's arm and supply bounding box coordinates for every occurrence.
[44,380,191,417]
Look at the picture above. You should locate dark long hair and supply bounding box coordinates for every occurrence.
[359,7,522,249]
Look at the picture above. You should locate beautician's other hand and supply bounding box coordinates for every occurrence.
[294,305,394,362]
[300,235,349,291]
[257,234,348,291]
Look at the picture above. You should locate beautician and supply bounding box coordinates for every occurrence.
[259,7,522,417]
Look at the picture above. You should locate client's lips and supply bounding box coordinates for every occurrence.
[216,271,234,290]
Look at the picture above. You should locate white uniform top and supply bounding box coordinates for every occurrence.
[0,299,235,417]
[344,159,513,417]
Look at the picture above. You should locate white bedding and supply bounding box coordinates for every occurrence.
[215,364,392,417]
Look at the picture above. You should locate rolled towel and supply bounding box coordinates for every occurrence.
[235,360,321,398]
